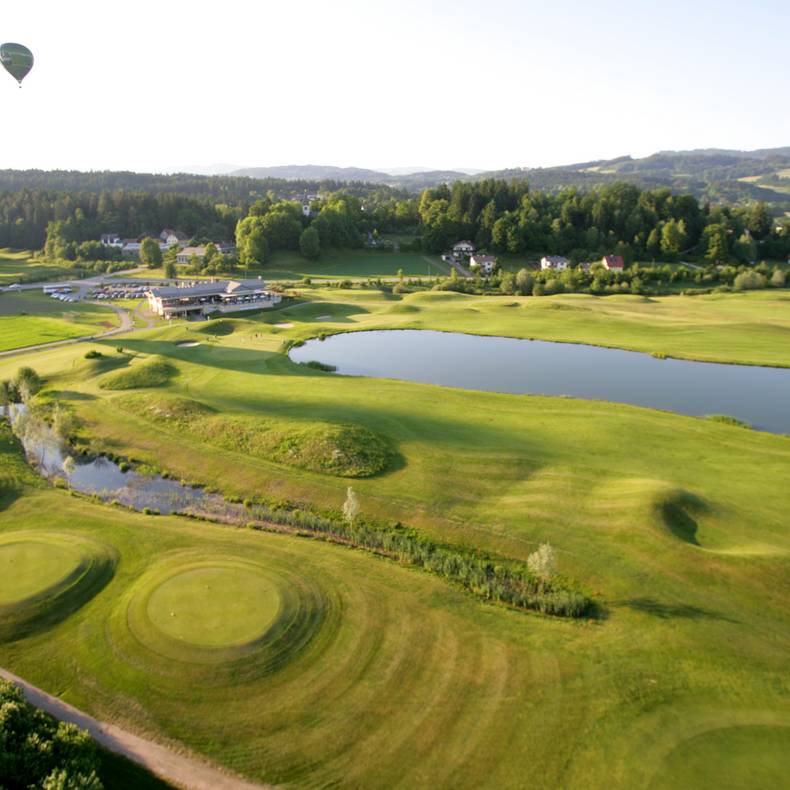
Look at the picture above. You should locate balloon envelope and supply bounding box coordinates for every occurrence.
[0,43,34,85]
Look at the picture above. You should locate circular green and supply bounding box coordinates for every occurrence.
[650,725,790,789]
[146,566,282,648]
[0,540,85,605]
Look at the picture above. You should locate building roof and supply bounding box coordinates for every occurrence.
[602,254,625,269]
[470,254,496,263]
[178,246,207,257]
[147,279,267,299]
[453,240,474,247]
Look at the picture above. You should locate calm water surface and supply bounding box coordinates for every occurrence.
[290,330,790,434]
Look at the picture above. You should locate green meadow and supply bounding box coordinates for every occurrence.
[0,286,788,787]
[0,248,77,286]
[0,290,120,351]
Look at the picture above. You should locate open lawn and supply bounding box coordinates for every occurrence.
[0,288,788,787]
[0,248,78,286]
[0,290,120,351]
[255,249,447,279]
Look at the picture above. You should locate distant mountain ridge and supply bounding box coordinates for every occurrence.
[230,164,472,190]
[225,147,790,207]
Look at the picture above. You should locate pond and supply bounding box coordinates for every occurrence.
[289,330,790,435]
[9,405,248,520]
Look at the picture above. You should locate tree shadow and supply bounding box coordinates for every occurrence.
[621,597,739,623]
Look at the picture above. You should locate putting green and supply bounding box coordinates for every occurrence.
[0,531,117,640]
[650,725,790,789]
[0,540,85,605]
[122,554,329,670]
[147,566,281,648]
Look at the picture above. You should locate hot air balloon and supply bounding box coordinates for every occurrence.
[0,43,34,87]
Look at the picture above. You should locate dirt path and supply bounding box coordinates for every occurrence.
[0,668,272,790]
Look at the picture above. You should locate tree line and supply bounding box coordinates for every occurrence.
[4,171,789,266]
[416,180,789,263]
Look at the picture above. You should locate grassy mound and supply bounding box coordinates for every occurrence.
[115,396,394,477]
[386,303,421,314]
[202,418,393,477]
[100,357,178,390]
[195,319,236,336]
[119,394,215,425]
[0,532,117,640]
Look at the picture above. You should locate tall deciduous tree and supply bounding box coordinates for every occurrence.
[299,226,321,260]
[139,236,163,268]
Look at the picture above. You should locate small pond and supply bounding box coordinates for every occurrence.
[10,406,247,519]
[290,330,790,434]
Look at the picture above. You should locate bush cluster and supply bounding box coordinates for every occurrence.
[0,679,103,788]
[246,500,592,617]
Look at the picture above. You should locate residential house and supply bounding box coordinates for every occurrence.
[601,254,625,271]
[469,254,497,275]
[100,233,122,247]
[146,279,281,319]
[160,229,189,247]
[176,246,208,265]
[452,240,475,257]
[540,255,570,271]
[121,239,143,257]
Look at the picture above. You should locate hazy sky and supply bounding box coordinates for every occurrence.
[3,0,789,173]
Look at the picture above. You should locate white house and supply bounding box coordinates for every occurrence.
[453,240,475,257]
[469,254,497,275]
[160,229,189,247]
[100,233,122,247]
[540,255,570,271]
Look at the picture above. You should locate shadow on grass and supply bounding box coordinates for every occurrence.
[89,338,552,466]
[621,597,739,623]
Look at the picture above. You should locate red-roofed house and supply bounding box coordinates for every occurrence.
[602,255,625,271]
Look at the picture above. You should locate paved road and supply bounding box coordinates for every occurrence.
[0,668,271,790]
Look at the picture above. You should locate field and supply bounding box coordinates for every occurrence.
[110,249,448,282]
[0,290,121,351]
[0,287,788,787]
[0,248,78,286]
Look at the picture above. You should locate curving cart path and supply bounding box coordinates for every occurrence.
[0,668,273,790]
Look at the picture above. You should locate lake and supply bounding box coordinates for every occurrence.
[289,330,790,435]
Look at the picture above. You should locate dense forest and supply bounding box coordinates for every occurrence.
[2,170,788,265]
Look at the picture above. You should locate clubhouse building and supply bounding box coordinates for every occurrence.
[146,279,281,319]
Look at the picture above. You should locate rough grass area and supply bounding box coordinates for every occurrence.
[100,358,178,390]
[116,395,393,477]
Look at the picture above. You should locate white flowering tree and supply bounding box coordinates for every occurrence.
[527,543,557,591]
[342,487,359,527]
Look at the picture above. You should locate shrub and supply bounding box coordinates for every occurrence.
[733,270,767,290]
[84,350,103,359]
[706,414,751,429]
[301,360,337,372]
[0,679,103,789]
